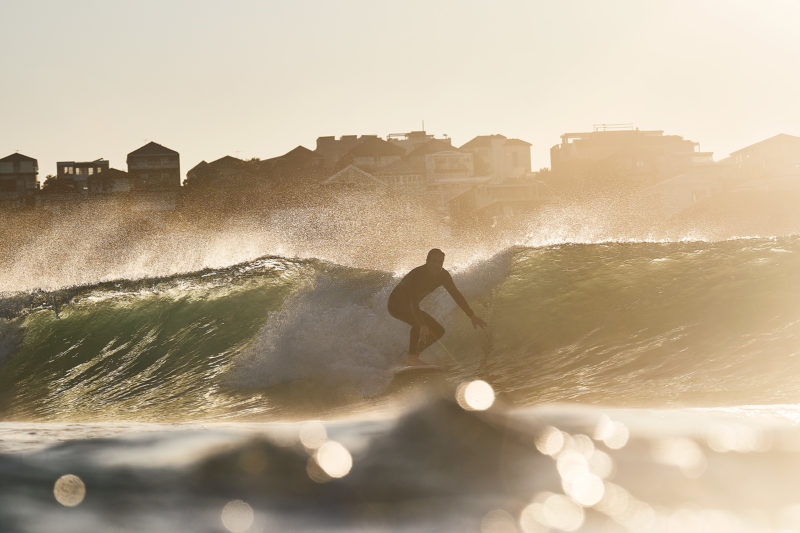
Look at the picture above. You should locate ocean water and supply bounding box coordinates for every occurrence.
[2,236,800,532]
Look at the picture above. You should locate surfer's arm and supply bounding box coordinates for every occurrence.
[442,272,474,318]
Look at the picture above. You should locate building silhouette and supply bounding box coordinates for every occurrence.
[127,142,180,190]
[0,152,38,208]
[56,158,110,194]
[549,127,710,189]
[729,133,800,187]
[460,134,532,182]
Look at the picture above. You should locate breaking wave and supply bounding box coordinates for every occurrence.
[1,236,799,421]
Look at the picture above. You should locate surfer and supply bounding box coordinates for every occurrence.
[388,248,486,367]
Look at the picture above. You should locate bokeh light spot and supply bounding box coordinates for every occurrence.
[588,449,615,479]
[53,474,85,507]
[221,500,254,533]
[457,380,495,411]
[314,440,352,478]
[535,426,565,456]
[651,437,707,478]
[481,508,519,533]
[594,415,629,449]
[538,493,585,531]
[299,421,327,450]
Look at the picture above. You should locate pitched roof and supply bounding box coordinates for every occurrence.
[0,152,37,163]
[460,134,508,150]
[281,145,314,159]
[103,167,129,178]
[209,155,244,168]
[505,138,532,146]
[89,167,129,180]
[187,161,209,175]
[730,134,800,156]
[127,141,179,158]
[323,164,386,186]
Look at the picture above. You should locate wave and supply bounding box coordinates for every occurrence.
[1,236,799,421]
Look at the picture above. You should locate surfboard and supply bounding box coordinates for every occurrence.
[394,364,443,375]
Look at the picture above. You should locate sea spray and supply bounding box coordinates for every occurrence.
[0,237,798,421]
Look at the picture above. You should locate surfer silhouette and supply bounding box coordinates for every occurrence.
[388,248,486,367]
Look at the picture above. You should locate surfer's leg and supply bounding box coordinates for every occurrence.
[408,324,422,356]
[414,311,445,355]
[388,301,426,364]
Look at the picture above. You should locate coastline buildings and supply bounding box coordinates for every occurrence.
[88,168,132,195]
[315,135,373,168]
[387,130,440,153]
[321,130,536,219]
[460,134,532,182]
[728,134,800,190]
[36,142,180,213]
[5,126,800,227]
[185,156,246,188]
[549,126,712,190]
[126,142,180,191]
[55,159,110,194]
[0,153,38,208]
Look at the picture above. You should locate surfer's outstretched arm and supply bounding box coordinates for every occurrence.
[442,272,487,329]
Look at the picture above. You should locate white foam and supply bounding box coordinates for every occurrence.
[229,250,515,396]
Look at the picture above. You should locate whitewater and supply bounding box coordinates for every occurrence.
[2,234,800,532]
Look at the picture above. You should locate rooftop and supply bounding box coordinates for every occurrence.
[0,152,37,163]
[127,141,179,158]
[730,133,800,156]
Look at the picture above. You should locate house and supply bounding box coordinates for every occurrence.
[425,149,474,182]
[322,164,386,191]
[258,145,324,181]
[0,152,38,208]
[126,142,180,191]
[315,135,375,169]
[88,168,132,195]
[460,134,532,182]
[321,139,474,197]
[728,133,800,190]
[549,127,710,189]
[185,156,246,188]
[378,139,464,189]
[55,159,110,194]
[336,137,406,172]
[387,130,450,153]
[640,160,732,219]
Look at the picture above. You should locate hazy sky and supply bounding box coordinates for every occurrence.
[2,0,799,178]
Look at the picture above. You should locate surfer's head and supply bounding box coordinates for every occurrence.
[426,248,445,274]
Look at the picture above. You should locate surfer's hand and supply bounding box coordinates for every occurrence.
[471,316,487,329]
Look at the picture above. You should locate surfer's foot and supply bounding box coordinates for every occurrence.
[404,355,428,367]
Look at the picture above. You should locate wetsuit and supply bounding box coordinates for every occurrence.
[388,265,474,354]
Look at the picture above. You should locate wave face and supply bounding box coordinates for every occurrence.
[1,237,799,421]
